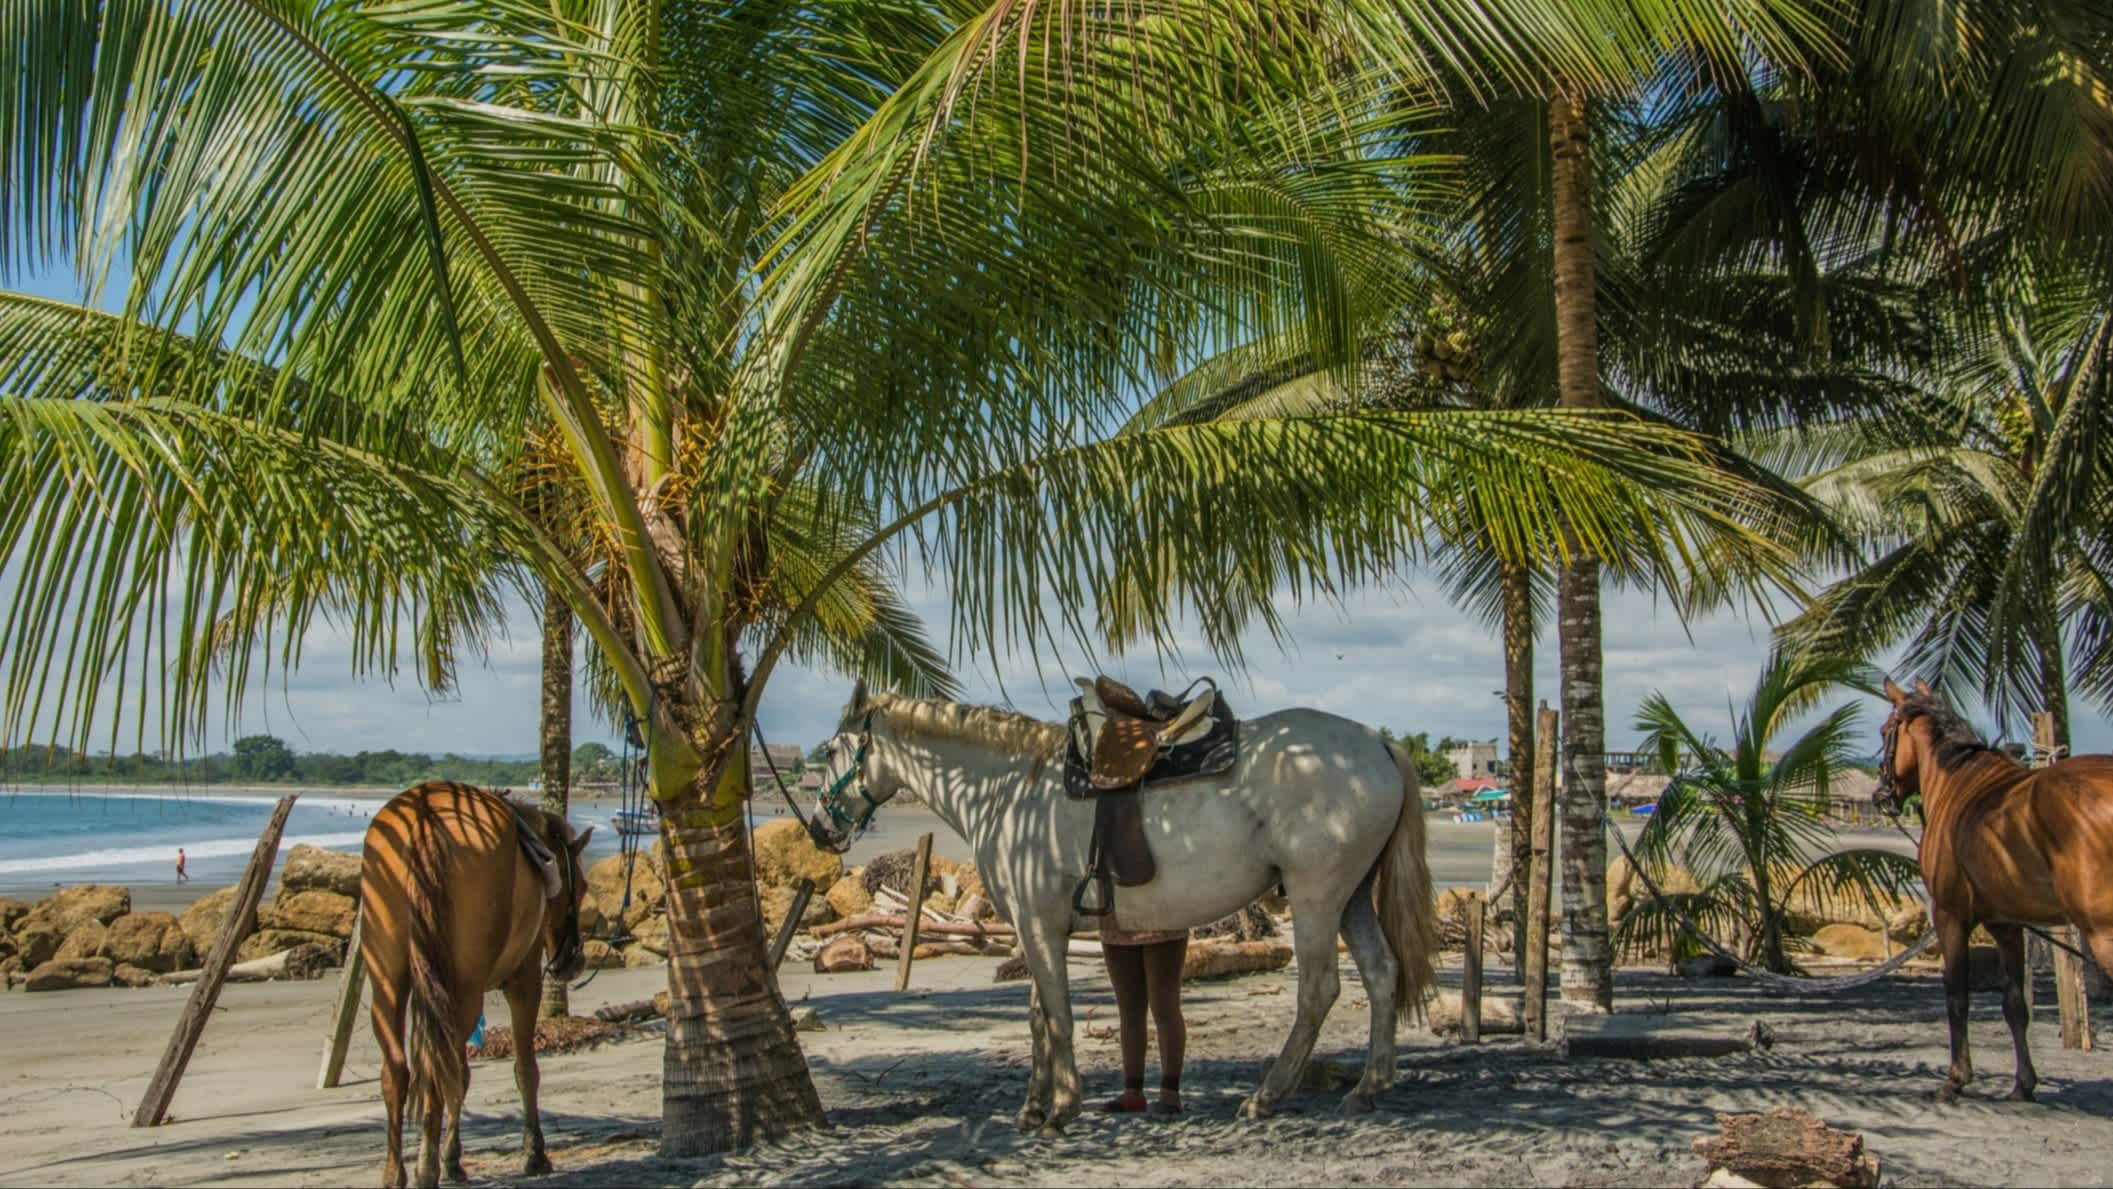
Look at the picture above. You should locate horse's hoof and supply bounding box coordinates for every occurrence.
[1339,1090,1376,1116]
[1238,1094,1275,1121]
[446,1164,468,1185]
[1936,1084,1962,1105]
[1034,1122,1066,1140]
[522,1151,553,1176]
[2006,1085,2037,1103]
[1015,1107,1046,1132]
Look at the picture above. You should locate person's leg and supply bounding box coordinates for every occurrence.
[1142,937,1188,1109]
[1101,941,1149,1110]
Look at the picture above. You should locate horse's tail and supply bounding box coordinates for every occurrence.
[1377,744,1441,1023]
[402,790,464,1119]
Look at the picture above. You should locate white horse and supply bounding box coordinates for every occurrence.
[812,681,1440,1135]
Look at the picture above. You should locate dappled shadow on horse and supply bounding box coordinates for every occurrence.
[358,781,593,1188]
[811,677,1441,1136]
[1879,678,2113,1104]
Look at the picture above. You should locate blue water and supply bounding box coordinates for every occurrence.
[0,790,629,892]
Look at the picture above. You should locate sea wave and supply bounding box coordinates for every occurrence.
[0,831,370,876]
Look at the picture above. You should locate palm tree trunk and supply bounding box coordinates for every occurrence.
[1550,89,1612,1011]
[2035,617,2071,755]
[538,586,574,1020]
[1501,560,1535,969]
[658,736,826,1153]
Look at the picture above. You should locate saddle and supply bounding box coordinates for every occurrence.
[507,801,565,898]
[1064,677,1238,916]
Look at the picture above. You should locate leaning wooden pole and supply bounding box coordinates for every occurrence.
[2033,711,2094,1051]
[766,878,816,972]
[1524,704,1558,1043]
[895,833,935,992]
[135,795,297,1127]
[316,908,366,1089]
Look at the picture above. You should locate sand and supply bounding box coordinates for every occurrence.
[2,940,2107,1188]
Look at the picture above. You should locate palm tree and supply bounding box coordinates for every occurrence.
[537,586,575,1020]
[1619,647,1923,974]
[0,0,1824,1151]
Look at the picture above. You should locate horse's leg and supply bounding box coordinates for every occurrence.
[1016,916,1080,1137]
[443,1082,467,1185]
[503,966,554,1175]
[1242,892,1345,1121]
[1936,911,1974,1102]
[371,984,412,1189]
[1337,877,1398,1114]
[1988,924,2037,1101]
[416,1086,445,1189]
[1017,978,1051,1131]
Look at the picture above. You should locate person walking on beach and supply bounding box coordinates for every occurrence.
[1099,918,1188,1115]
[175,848,188,883]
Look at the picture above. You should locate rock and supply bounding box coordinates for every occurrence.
[1182,941,1292,981]
[0,897,29,933]
[577,895,605,939]
[630,913,671,956]
[814,933,875,974]
[1679,954,1739,979]
[279,943,339,981]
[824,874,873,920]
[587,849,667,930]
[179,887,244,956]
[112,962,162,988]
[1886,901,1930,944]
[259,890,358,938]
[750,818,844,891]
[57,920,109,962]
[1426,993,1525,1036]
[22,885,131,936]
[237,929,341,964]
[1691,1107,1880,1188]
[12,919,64,968]
[620,943,664,969]
[580,939,622,970]
[1809,924,1891,962]
[100,912,196,973]
[279,845,361,897]
[25,956,114,991]
[791,1006,825,1032]
[1607,857,1701,924]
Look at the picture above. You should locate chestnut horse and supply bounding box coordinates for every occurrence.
[358,782,592,1188]
[1879,679,2113,1102]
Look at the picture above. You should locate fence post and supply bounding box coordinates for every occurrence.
[1524,703,1558,1043]
[766,878,816,972]
[316,909,366,1089]
[895,833,935,992]
[1462,894,1486,1045]
[2032,711,2094,1051]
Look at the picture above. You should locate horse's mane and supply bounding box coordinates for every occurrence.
[1901,690,2001,771]
[853,691,1067,759]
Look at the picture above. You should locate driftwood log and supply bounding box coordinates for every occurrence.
[811,912,1015,940]
[1691,1108,1880,1188]
[165,945,333,985]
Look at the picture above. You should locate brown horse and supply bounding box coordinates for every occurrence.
[358,781,593,1188]
[1879,678,2113,1102]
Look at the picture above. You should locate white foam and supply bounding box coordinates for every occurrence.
[0,831,369,876]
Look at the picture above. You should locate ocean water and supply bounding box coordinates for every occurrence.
[0,790,630,893]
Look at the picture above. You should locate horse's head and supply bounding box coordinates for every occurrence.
[539,819,595,982]
[1878,676,1941,813]
[811,678,898,849]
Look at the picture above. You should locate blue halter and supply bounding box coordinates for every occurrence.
[814,711,877,845]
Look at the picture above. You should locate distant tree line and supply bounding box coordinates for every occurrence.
[0,734,545,789]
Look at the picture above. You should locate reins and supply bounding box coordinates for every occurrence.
[753,712,876,855]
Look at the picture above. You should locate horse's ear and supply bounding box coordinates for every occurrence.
[1882,677,1905,704]
[850,677,868,714]
[570,826,593,856]
[1914,678,1933,696]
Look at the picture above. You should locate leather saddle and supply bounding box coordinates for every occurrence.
[1064,677,1238,916]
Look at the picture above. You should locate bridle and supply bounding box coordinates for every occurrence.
[808,710,879,854]
[1875,709,1908,817]
[545,827,587,982]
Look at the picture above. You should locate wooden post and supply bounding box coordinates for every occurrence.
[135,795,297,1127]
[1462,894,1486,1045]
[2030,711,2093,1051]
[316,908,366,1089]
[1524,703,1558,1043]
[895,832,935,992]
[766,878,816,971]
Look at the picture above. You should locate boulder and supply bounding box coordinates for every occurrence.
[12,919,64,968]
[279,844,362,898]
[1809,924,1891,962]
[1426,993,1525,1036]
[112,962,162,989]
[0,896,29,934]
[580,939,622,970]
[813,933,874,974]
[576,895,605,939]
[1607,857,1700,924]
[260,890,358,938]
[0,954,21,985]
[824,874,873,920]
[759,883,829,939]
[587,849,667,930]
[237,928,342,964]
[750,818,844,891]
[279,942,339,981]
[23,885,131,935]
[100,912,196,973]
[630,914,670,956]
[1886,901,1930,944]
[56,920,109,962]
[178,887,244,956]
[620,944,664,969]
[1434,887,1502,950]
[25,956,114,991]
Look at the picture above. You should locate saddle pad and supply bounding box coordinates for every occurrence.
[508,802,565,898]
[1091,716,1163,790]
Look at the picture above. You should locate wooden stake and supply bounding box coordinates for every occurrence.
[766,878,816,971]
[2030,712,2092,1050]
[895,832,934,992]
[316,908,366,1089]
[1462,894,1486,1045]
[1524,703,1558,1043]
[135,795,297,1127]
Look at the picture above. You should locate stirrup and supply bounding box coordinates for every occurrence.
[1072,870,1114,917]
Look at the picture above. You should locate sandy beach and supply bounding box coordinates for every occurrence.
[2,938,2106,1188]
